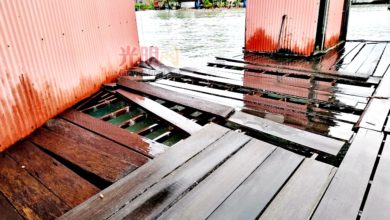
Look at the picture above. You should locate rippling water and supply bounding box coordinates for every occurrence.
[136,5,390,67]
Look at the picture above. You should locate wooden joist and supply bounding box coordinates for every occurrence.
[61,110,166,158]
[109,131,252,219]
[7,141,100,207]
[0,154,69,220]
[312,129,384,219]
[228,111,345,156]
[117,78,234,118]
[60,124,230,220]
[361,138,390,219]
[158,139,277,220]
[116,89,202,135]
[209,148,303,220]
[259,159,336,220]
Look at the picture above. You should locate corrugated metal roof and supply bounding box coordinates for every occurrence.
[324,0,346,48]
[0,0,140,151]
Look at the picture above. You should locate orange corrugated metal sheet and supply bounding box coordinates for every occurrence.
[0,0,140,151]
[245,0,321,56]
[324,0,346,48]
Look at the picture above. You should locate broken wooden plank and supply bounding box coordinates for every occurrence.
[0,192,23,220]
[208,148,303,220]
[373,43,390,77]
[117,79,234,118]
[228,111,345,155]
[7,141,100,207]
[108,131,252,219]
[61,110,166,157]
[116,89,202,135]
[45,118,149,167]
[0,154,69,220]
[259,159,336,220]
[361,138,390,219]
[29,128,135,183]
[358,99,390,131]
[357,43,387,76]
[312,128,384,220]
[60,124,229,220]
[158,139,277,220]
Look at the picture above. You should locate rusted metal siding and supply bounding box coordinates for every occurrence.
[324,0,346,49]
[0,0,140,151]
[245,0,321,56]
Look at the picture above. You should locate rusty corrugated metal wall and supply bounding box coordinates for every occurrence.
[324,0,346,48]
[245,0,321,56]
[0,0,140,151]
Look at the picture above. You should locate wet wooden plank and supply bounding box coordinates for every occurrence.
[228,111,345,155]
[0,154,69,220]
[29,128,135,183]
[117,79,234,118]
[259,159,336,220]
[45,118,149,167]
[373,43,390,77]
[312,128,384,220]
[60,124,230,220]
[344,43,376,74]
[357,43,387,76]
[0,192,23,220]
[109,131,252,219]
[374,66,390,98]
[336,42,365,66]
[358,99,390,131]
[116,89,202,135]
[61,110,166,157]
[361,138,390,219]
[158,138,277,220]
[120,75,156,82]
[7,141,100,207]
[208,148,303,220]
[128,67,163,77]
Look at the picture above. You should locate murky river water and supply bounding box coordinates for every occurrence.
[136,4,390,67]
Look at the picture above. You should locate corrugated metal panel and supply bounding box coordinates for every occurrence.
[0,0,140,151]
[245,0,321,56]
[324,0,346,48]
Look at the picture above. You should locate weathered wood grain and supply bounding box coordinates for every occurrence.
[209,148,303,220]
[7,141,100,207]
[0,192,23,220]
[117,78,234,118]
[29,128,135,183]
[344,43,376,74]
[109,131,251,219]
[61,110,166,157]
[60,124,229,220]
[358,99,390,131]
[374,66,390,98]
[357,43,387,76]
[361,138,390,219]
[373,43,390,77]
[259,159,336,220]
[228,111,345,155]
[116,89,202,134]
[0,154,69,220]
[158,139,277,220]
[312,128,384,220]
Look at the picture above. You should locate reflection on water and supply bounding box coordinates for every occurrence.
[136,5,390,67]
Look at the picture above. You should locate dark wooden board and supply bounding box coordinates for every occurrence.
[373,43,390,77]
[117,79,234,118]
[228,111,345,155]
[158,139,277,220]
[361,138,390,219]
[312,128,384,220]
[29,128,135,183]
[0,192,23,220]
[60,124,229,220]
[7,141,100,207]
[61,110,166,158]
[116,89,202,134]
[0,154,69,220]
[45,118,149,167]
[109,131,252,219]
[208,148,303,220]
[259,159,336,220]
[358,99,390,131]
[357,43,387,76]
